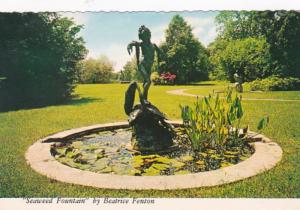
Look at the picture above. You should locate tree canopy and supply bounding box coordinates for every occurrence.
[78,55,115,84]
[214,11,300,79]
[0,13,87,110]
[159,15,211,84]
[209,37,272,82]
[119,58,142,82]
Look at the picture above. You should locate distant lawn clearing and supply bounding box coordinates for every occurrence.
[184,82,300,100]
[0,82,300,197]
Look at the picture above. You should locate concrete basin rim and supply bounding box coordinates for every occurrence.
[25,121,283,190]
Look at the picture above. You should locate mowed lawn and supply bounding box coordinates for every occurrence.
[1,82,300,197]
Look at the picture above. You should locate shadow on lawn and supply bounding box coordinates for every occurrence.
[65,96,104,106]
[0,96,104,112]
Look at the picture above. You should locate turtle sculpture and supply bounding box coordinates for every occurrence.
[124,25,174,152]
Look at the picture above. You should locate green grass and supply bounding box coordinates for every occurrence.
[1,82,300,197]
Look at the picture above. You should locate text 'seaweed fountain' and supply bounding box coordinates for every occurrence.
[124,25,175,153]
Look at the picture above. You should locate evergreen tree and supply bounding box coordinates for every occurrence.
[160,15,210,84]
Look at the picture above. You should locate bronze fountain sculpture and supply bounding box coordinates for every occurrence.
[124,25,174,152]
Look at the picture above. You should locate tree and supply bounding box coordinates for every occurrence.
[159,15,211,84]
[215,11,258,40]
[215,11,300,78]
[0,13,87,110]
[119,58,142,82]
[78,55,114,83]
[210,37,272,82]
[119,64,130,81]
[207,37,228,80]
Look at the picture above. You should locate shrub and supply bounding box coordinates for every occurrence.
[209,37,272,82]
[78,56,114,84]
[180,88,246,152]
[150,72,161,85]
[247,76,300,91]
[160,72,176,85]
[151,72,176,85]
[0,13,87,110]
[119,59,142,82]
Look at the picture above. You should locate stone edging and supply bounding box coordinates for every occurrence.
[25,121,282,190]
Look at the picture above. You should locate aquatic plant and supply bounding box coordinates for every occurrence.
[180,87,247,152]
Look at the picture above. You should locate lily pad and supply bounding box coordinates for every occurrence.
[73,156,88,164]
[196,160,205,165]
[86,144,100,151]
[199,152,208,158]
[75,163,92,170]
[139,154,159,160]
[225,151,240,155]
[207,149,216,154]
[152,163,170,171]
[220,162,234,168]
[240,155,249,161]
[66,150,81,158]
[180,155,193,162]
[98,166,113,173]
[73,153,96,164]
[96,153,105,160]
[112,163,133,175]
[55,147,67,155]
[143,167,161,176]
[129,169,142,176]
[210,154,223,160]
[98,145,118,154]
[93,158,109,170]
[94,148,105,154]
[224,154,237,159]
[132,156,145,168]
[170,159,185,169]
[118,156,131,164]
[154,156,173,164]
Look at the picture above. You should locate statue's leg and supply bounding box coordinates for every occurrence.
[138,64,151,100]
[143,79,151,100]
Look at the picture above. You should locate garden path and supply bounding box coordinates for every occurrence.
[167,88,300,102]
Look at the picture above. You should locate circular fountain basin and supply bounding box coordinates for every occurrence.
[25,121,282,190]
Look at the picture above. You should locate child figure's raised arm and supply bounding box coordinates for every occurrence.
[127,41,141,65]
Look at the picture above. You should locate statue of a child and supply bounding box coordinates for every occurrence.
[127,25,161,100]
[125,25,174,152]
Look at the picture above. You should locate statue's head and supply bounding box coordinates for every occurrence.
[138,25,151,41]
